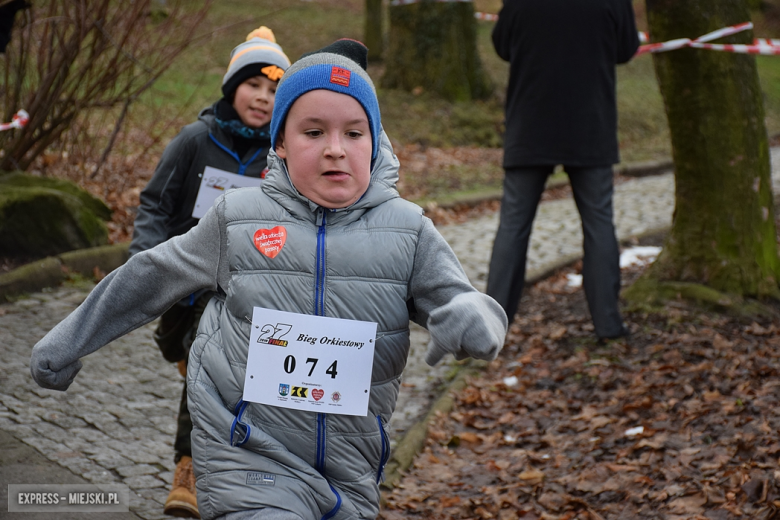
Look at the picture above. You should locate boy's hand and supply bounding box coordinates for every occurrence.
[424,293,507,366]
[30,351,83,390]
[425,338,470,366]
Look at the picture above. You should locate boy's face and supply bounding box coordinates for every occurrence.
[276,89,372,209]
[232,75,277,129]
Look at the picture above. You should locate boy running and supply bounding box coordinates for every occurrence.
[31,39,507,520]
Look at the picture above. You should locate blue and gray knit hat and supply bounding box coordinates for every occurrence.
[222,26,291,98]
[270,39,381,159]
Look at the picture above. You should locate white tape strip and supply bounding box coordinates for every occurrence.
[475,11,498,22]
[695,22,753,43]
[637,21,755,55]
[0,109,29,132]
[690,41,780,55]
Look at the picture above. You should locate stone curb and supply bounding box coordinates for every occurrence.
[0,243,129,301]
[432,158,673,210]
[615,159,674,177]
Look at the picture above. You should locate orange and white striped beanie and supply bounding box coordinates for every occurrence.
[222,26,291,98]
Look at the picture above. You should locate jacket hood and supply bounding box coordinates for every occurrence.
[262,128,401,221]
[197,104,217,126]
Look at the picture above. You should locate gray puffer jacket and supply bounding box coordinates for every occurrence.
[29,131,507,520]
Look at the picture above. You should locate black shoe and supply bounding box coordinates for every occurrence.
[597,324,630,344]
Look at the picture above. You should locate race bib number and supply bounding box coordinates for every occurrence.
[192,166,263,219]
[243,308,377,416]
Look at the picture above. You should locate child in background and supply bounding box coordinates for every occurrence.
[31,39,507,520]
[129,26,289,518]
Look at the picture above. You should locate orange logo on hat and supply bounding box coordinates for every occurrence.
[330,66,351,87]
[261,65,284,81]
[254,226,287,259]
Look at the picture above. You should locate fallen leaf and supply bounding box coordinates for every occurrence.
[668,493,706,514]
[458,432,481,444]
[517,468,545,485]
[440,496,460,507]
[549,326,567,340]
[713,333,733,349]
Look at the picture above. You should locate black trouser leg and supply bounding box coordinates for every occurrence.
[487,166,551,322]
[173,381,191,463]
[567,165,624,338]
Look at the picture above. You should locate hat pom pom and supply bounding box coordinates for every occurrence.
[246,26,276,43]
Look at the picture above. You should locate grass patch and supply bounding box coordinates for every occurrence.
[616,55,671,163]
[379,89,504,148]
[757,55,780,137]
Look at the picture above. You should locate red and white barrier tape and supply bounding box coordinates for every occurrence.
[690,39,780,55]
[474,11,498,22]
[0,109,29,132]
[636,21,757,55]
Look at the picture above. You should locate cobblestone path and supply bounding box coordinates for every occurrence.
[2,154,779,519]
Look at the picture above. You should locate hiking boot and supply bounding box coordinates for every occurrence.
[164,456,199,518]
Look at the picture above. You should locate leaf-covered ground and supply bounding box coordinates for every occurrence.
[380,240,780,520]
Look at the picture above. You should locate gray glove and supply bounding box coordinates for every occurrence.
[424,292,507,366]
[30,348,83,391]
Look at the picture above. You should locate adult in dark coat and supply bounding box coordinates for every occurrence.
[487,0,640,339]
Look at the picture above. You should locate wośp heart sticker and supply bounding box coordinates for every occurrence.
[254,226,287,259]
[311,388,325,401]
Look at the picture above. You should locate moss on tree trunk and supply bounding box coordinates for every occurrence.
[382,0,490,101]
[364,0,384,62]
[627,0,780,304]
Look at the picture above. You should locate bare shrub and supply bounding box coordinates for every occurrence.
[0,0,212,173]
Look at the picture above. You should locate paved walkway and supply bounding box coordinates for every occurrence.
[1,153,779,519]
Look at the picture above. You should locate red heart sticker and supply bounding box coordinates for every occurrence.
[253,226,287,259]
[312,389,324,401]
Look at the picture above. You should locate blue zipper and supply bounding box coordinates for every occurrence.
[230,399,251,447]
[208,133,264,176]
[314,209,328,475]
[313,208,341,518]
[376,415,389,484]
[314,210,327,316]
[321,484,342,520]
[316,413,326,472]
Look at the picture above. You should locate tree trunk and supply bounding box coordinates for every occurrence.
[632,0,780,300]
[364,0,383,62]
[382,0,490,101]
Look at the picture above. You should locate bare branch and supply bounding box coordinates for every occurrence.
[1,0,213,172]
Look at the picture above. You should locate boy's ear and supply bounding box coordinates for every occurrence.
[276,133,287,159]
